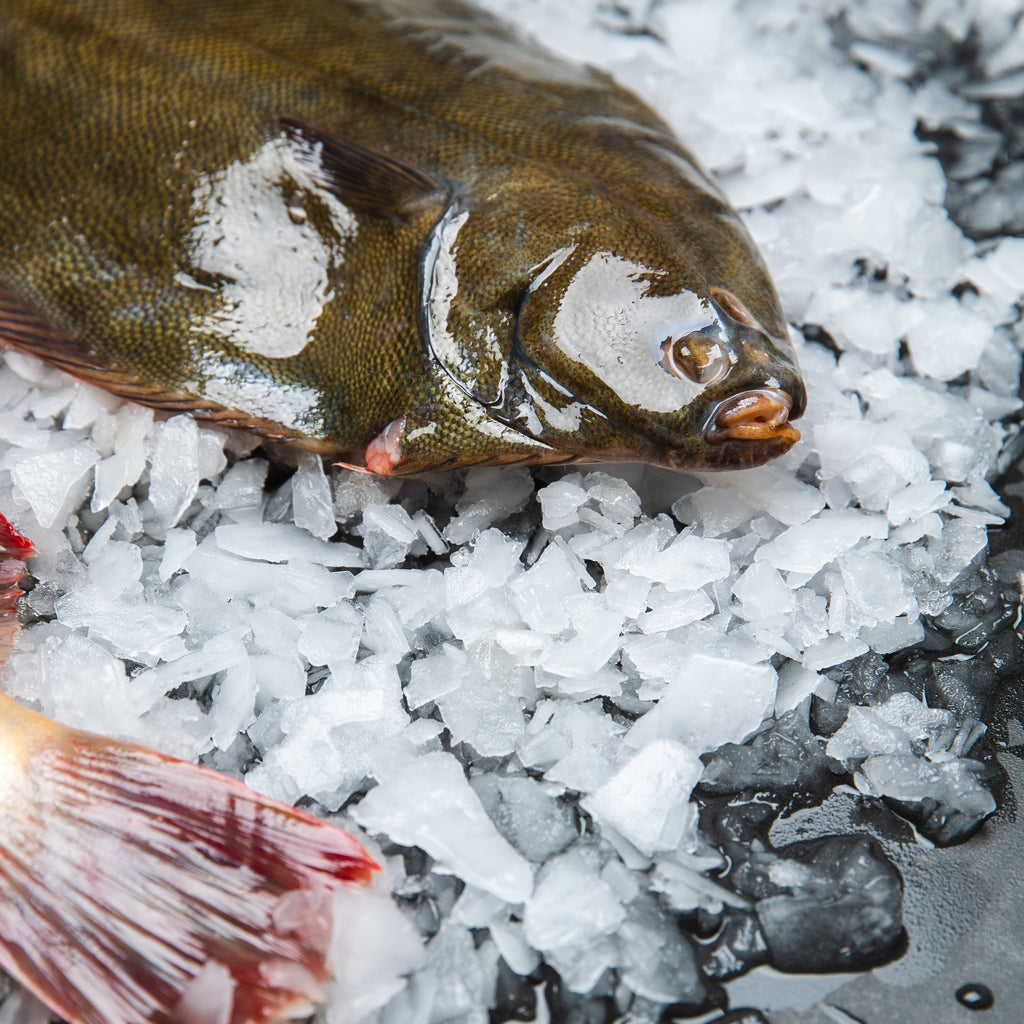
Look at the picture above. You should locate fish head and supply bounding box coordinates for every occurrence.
[493,215,806,471]
[407,176,805,475]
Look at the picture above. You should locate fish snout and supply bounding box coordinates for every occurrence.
[705,387,799,445]
[682,375,805,470]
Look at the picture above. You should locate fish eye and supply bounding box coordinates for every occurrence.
[660,329,733,385]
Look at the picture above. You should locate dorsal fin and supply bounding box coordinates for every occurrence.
[280,117,448,220]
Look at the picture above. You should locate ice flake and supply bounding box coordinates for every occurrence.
[355,751,534,904]
[756,509,889,575]
[628,532,731,592]
[698,465,826,527]
[627,653,777,754]
[636,587,715,634]
[582,739,703,857]
[148,415,201,527]
[509,541,582,634]
[363,503,419,544]
[292,452,335,540]
[522,849,624,973]
[327,886,426,1023]
[211,458,268,520]
[732,562,794,621]
[444,467,534,544]
[537,478,589,530]
[10,441,100,530]
[905,298,994,381]
[444,528,525,606]
[159,528,197,581]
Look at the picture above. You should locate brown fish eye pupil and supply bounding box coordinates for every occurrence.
[662,331,731,384]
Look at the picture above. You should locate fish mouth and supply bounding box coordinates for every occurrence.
[669,384,802,470]
[704,387,800,446]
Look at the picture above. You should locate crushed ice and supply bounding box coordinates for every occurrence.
[1,0,1022,1020]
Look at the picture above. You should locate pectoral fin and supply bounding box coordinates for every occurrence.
[280,118,448,220]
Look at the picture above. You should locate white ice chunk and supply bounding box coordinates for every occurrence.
[802,635,870,672]
[886,480,949,526]
[699,466,825,527]
[522,849,625,964]
[159,528,198,581]
[363,503,419,544]
[537,478,589,531]
[297,603,363,669]
[509,542,585,634]
[964,237,1024,321]
[292,453,336,540]
[774,663,822,714]
[905,298,993,380]
[188,539,353,612]
[444,529,525,606]
[756,510,889,575]
[628,532,731,592]
[444,467,534,544]
[10,442,99,530]
[636,588,715,634]
[328,886,426,1024]
[197,428,228,482]
[627,653,777,755]
[149,415,200,527]
[864,615,925,654]
[214,522,363,567]
[355,751,533,904]
[212,458,269,519]
[93,443,148,512]
[838,550,913,625]
[732,562,794,620]
[582,739,702,857]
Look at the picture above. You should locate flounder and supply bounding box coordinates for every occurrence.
[0,0,805,473]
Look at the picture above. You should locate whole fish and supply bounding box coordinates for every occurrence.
[0,513,379,1024]
[0,0,805,475]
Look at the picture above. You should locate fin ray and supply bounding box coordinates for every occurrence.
[0,697,378,1024]
[281,117,448,219]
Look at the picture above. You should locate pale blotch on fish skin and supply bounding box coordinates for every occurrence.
[186,138,358,361]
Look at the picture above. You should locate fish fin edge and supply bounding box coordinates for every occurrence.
[0,698,378,1024]
[0,287,341,448]
[281,117,449,220]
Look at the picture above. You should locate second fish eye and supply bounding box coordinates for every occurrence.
[660,330,733,385]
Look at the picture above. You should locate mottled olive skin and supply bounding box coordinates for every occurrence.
[0,0,805,473]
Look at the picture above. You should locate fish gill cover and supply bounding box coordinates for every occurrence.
[0,0,1023,1022]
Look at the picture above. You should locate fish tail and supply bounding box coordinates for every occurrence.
[0,695,379,1024]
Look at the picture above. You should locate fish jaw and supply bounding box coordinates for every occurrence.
[704,386,801,447]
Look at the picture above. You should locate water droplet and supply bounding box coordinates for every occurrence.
[956,983,994,1011]
[288,206,308,225]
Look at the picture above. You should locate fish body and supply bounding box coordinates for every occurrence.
[0,0,804,473]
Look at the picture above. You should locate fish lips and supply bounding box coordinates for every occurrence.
[682,375,807,471]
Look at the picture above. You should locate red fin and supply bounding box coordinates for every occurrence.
[0,700,379,1024]
[0,514,35,560]
[0,513,33,658]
